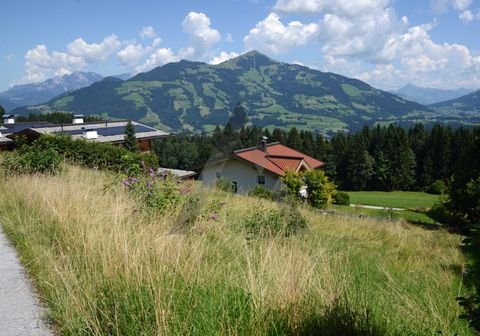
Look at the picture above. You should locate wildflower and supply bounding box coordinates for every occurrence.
[122,179,131,187]
[146,180,152,189]
[149,168,155,178]
[129,177,140,183]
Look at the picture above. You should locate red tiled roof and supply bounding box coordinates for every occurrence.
[268,156,304,172]
[233,143,324,177]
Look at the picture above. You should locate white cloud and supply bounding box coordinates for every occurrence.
[182,12,221,58]
[459,9,474,21]
[274,0,390,17]
[459,9,480,22]
[243,13,319,55]
[209,51,239,65]
[135,48,179,73]
[23,44,85,82]
[117,38,161,67]
[67,34,120,63]
[431,0,475,19]
[353,22,480,89]
[23,35,121,83]
[5,54,14,62]
[140,26,157,39]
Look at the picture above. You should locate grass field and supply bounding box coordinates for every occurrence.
[0,167,472,335]
[347,191,440,209]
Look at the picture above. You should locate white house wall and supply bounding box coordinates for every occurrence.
[201,158,282,193]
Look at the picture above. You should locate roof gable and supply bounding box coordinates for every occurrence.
[232,142,324,177]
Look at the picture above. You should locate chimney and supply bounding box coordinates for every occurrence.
[3,114,15,125]
[259,136,268,152]
[83,128,98,139]
[72,114,85,124]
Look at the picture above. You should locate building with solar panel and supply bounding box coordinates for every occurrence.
[1,114,169,152]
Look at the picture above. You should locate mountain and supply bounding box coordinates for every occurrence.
[0,72,103,112]
[390,84,471,105]
[13,51,437,134]
[430,89,480,118]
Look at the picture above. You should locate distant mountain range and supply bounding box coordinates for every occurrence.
[9,51,479,133]
[0,72,103,112]
[390,84,471,105]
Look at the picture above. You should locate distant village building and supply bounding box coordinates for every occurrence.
[201,138,324,193]
[0,114,168,152]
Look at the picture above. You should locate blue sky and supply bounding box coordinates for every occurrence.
[1,0,479,91]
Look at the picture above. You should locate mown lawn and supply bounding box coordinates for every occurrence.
[347,191,440,209]
[0,167,472,335]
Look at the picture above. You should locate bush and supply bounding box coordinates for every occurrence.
[282,171,304,198]
[31,135,157,175]
[248,186,273,200]
[304,170,336,208]
[334,191,350,205]
[426,180,447,195]
[1,147,63,175]
[122,168,189,215]
[215,178,235,193]
[242,204,307,238]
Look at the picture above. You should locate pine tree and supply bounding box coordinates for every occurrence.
[124,121,138,152]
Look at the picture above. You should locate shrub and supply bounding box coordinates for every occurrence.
[282,171,304,198]
[304,170,336,208]
[122,168,188,215]
[1,147,63,175]
[242,204,307,238]
[426,180,447,195]
[215,178,235,193]
[248,185,273,200]
[334,191,350,205]
[31,135,157,175]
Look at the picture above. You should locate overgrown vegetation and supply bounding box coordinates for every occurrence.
[0,166,472,335]
[20,134,157,175]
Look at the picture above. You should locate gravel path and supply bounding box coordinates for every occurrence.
[350,204,406,211]
[0,226,53,336]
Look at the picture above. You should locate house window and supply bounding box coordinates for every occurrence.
[258,175,265,185]
[232,181,238,193]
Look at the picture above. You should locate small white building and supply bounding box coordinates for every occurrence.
[200,140,324,193]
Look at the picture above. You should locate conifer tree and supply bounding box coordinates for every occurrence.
[124,121,138,152]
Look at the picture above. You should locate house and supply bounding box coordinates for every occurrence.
[1,114,169,152]
[200,138,324,193]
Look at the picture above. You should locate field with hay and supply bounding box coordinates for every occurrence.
[0,166,472,335]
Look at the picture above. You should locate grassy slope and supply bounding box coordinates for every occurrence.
[0,167,471,335]
[347,191,439,209]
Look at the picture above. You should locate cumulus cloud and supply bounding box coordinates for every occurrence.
[430,0,475,20]
[274,0,390,17]
[350,22,480,89]
[135,48,179,73]
[243,13,319,55]
[140,26,157,39]
[67,34,120,63]
[209,51,239,64]
[22,35,121,83]
[23,44,86,82]
[181,12,221,58]
[117,38,161,67]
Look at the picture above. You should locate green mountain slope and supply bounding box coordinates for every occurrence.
[430,89,480,119]
[13,51,436,134]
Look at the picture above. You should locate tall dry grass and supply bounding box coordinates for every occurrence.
[0,166,472,335]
